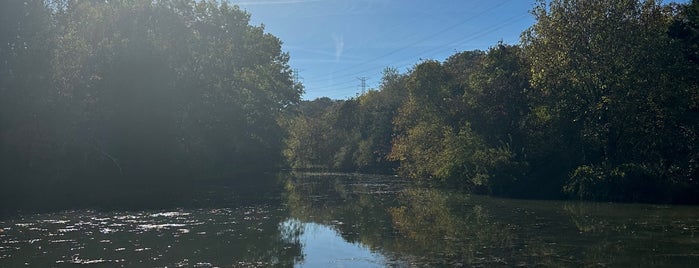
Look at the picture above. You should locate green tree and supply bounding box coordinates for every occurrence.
[389,60,451,180]
[0,0,302,210]
[283,68,407,172]
[352,68,407,172]
[524,0,698,202]
[466,44,530,149]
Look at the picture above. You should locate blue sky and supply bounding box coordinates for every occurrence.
[232,0,538,100]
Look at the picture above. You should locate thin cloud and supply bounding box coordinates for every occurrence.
[285,46,363,60]
[333,34,344,62]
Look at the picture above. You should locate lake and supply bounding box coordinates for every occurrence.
[1,172,698,267]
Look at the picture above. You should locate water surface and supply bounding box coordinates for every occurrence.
[1,172,698,267]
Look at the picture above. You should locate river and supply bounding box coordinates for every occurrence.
[1,172,698,267]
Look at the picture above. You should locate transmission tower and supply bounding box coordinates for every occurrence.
[357,77,368,95]
[293,69,300,84]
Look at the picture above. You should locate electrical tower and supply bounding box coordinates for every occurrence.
[357,77,368,95]
[293,68,300,84]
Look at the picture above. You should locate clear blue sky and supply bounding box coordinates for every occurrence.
[232,0,537,100]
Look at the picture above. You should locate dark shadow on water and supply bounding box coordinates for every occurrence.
[0,173,304,267]
[0,172,288,218]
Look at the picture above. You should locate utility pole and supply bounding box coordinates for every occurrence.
[293,68,300,84]
[357,76,368,95]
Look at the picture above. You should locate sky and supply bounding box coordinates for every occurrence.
[232,0,539,100]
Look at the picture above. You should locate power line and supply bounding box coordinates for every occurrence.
[305,12,531,99]
[299,0,510,85]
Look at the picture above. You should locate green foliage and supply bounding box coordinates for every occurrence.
[523,0,699,202]
[564,163,678,202]
[669,0,699,67]
[282,0,698,203]
[466,44,530,147]
[283,68,406,172]
[283,98,358,170]
[386,50,527,195]
[0,0,302,208]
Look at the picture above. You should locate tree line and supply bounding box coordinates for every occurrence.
[1,0,697,207]
[0,0,302,209]
[284,0,699,203]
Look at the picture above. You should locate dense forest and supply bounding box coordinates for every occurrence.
[1,0,698,208]
[0,0,302,209]
[285,0,699,203]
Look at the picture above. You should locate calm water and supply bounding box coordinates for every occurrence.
[1,173,698,267]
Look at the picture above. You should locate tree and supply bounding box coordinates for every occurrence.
[352,68,408,172]
[524,0,699,202]
[283,68,407,173]
[389,60,451,180]
[0,0,303,210]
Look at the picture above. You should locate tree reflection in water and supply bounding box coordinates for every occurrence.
[389,188,516,266]
[5,172,694,266]
[283,172,699,267]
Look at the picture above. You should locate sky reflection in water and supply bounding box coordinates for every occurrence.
[290,219,388,268]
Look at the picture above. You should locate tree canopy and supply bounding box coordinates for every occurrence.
[0,0,302,209]
[284,0,699,203]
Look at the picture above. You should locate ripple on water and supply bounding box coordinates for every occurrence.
[100,228,118,234]
[150,211,191,218]
[56,254,124,265]
[49,239,75,243]
[113,215,140,220]
[39,220,70,224]
[138,223,187,231]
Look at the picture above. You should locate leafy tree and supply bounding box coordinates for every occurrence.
[284,68,407,172]
[352,68,408,172]
[0,0,302,210]
[524,0,699,202]
[466,44,529,149]
[281,0,698,203]
[389,60,451,179]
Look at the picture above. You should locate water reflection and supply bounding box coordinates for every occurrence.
[561,202,699,266]
[284,219,388,267]
[284,172,699,267]
[283,173,405,250]
[1,172,698,267]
